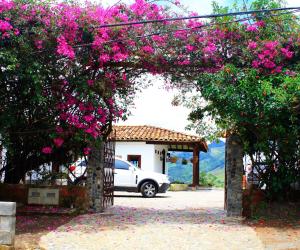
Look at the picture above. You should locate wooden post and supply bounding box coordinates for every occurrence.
[192,144,200,186]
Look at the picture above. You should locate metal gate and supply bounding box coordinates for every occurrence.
[103,136,115,209]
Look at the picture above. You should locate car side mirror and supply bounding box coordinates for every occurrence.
[129,166,135,171]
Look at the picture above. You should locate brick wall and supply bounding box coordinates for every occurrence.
[0,184,88,210]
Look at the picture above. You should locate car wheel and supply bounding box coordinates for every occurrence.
[141,181,157,198]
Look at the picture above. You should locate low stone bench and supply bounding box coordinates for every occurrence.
[0,202,16,248]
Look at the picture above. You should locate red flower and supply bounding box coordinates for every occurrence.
[69,165,76,172]
[53,137,64,148]
[42,147,52,154]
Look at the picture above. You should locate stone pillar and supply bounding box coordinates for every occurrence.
[0,202,16,248]
[86,143,104,213]
[226,134,244,217]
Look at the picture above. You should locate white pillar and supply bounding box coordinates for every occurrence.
[0,202,16,247]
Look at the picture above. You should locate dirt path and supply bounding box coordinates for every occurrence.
[39,190,264,250]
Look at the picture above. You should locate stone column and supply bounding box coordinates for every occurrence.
[86,142,105,213]
[0,202,16,248]
[225,134,244,217]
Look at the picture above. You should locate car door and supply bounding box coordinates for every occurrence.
[114,159,135,187]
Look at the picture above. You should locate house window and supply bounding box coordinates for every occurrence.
[127,155,141,168]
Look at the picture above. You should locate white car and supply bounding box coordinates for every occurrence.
[114,158,170,198]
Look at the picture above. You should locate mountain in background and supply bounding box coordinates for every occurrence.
[167,141,225,184]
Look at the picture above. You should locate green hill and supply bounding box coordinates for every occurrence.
[167,141,225,186]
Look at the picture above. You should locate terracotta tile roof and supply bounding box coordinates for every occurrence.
[112,125,208,152]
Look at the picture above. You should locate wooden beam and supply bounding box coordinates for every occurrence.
[192,144,200,187]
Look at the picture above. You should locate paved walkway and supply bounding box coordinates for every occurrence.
[40,190,264,250]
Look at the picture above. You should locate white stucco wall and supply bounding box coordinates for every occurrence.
[154,144,169,174]
[115,142,168,174]
[115,142,155,172]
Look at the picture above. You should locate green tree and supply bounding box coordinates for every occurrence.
[180,0,300,199]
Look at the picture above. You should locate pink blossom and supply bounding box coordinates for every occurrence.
[112,45,120,52]
[0,0,14,14]
[256,20,265,27]
[248,41,257,50]
[87,80,94,86]
[264,41,278,50]
[83,147,91,155]
[0,20,12,32]
[42,147,52,154]
[203,43,217,54]
[174,0,180,6]
[178,59,190,65]
[152,35,165,43]
[274,66,282,73]
[281,48,293,59]
[14,29,19,36]
[97,108,104,115]
[285,70,296,76]
[34,40,43,49]
[56,126,64,133]
[83,115,94,122]
[142,46,154,54]
[246,25,258,32]
[252,60,260,68]
[263,59,276,69]
[56,35,75,59]
[99,54,110,63]
[113,53,128,62]
[53,138,64,147]
[186,44,195,52]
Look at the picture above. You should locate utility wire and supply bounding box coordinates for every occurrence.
[93,7,300,29]
[73,9,300,48]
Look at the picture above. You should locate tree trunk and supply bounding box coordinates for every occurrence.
[4,159,24,184]
[86,142,105,212]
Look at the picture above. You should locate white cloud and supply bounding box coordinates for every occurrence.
[117,79,192,133]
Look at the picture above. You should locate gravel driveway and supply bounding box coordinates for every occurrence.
[40,190,264,250]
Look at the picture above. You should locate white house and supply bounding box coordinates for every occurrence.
[113,125,208,186]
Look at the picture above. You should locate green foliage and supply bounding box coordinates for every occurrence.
[200,172,224,188]
[179,0,300,199]
[181,158,188,165]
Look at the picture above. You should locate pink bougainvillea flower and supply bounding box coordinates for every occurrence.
[42,147,52,154]
[99,54,110,63]
[0,20,12,32]
[113,53,128,62]
[56,35,75,59]
[56,126,64,133]
[83,115,94,122]
[263,59,276,69]
[83,147,91,155]
[53,137,64,147]
[256,20,265,27]
[203,43,217,54]
[281,48,294,59]
[0,0,14,13]
[87,80,94,86]
[34,40,43,49]
[246,24,258,32]
[248,41,257,50]
[186,44,195,52]
[252,60,260,68]
[142,45,154,54]
[264,41,278,50]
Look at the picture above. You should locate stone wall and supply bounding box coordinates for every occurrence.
[0,202,16,247]
[225,134,244,217]
[86,143,105,212]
